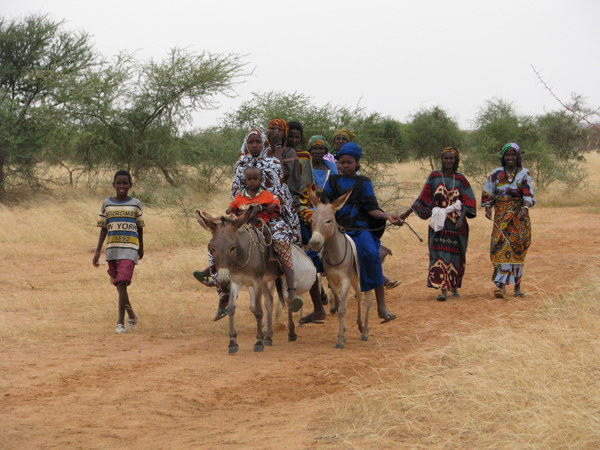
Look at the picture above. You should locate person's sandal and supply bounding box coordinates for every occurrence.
[213,309,228,321]
[494,289,505,299]
[287,288,303,313]
[384,280,401,290]
[127,315,138,329]
[379,312,396,324]
[193,270,215,287]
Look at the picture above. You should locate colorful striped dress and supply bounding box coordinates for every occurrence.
[411,171,477,290]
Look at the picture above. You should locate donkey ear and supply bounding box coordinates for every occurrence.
[195,210,219,232]
[307,184,321,208]
[232,206,253,229]
[331,187,353,212]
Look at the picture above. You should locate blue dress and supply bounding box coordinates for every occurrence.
[322,175,385,292]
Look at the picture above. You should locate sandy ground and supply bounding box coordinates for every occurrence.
[1,206,599,449]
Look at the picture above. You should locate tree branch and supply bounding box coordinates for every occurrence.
[531,65,600,131]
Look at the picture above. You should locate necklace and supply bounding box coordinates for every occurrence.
[506,168,517,183]
[442,172,455,191]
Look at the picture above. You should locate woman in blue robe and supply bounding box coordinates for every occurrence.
[320,142,401,323]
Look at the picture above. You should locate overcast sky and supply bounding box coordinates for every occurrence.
[2,0,599,130]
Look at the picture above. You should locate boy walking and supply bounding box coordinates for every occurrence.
[92,170,144,333]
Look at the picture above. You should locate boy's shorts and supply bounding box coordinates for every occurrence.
[107,259,136,285]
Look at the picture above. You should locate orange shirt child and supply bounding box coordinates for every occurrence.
[229,187,280,223]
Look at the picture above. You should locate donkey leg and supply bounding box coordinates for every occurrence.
[227,284,240,354]
[263,283,274,346]
[252,283,264,352]
[288,305,297,341]
[336,283,349,348]
[361,288,372,341]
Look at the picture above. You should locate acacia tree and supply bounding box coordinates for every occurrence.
[404,106,463,170]
[71,49,247,186]
[0,14,96,197]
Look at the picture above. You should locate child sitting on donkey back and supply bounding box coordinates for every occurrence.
[227,165,303,313]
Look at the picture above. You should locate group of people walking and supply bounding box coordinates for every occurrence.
[93,118,535,333]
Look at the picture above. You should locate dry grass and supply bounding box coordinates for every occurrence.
[536,152,600,210]
[324,273,600,448]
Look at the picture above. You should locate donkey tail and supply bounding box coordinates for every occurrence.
[275,277,285,307]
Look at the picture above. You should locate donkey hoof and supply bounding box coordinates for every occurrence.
[330,308,338,316]
[335,342,345,349]
[361,335,368,341]
[264,339,273,346]
[254,343,264,352]
[228,344,239,354]
[288,334,297,342]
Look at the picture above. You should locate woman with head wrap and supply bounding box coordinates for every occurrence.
[267,118,307,201]
[324,128,356,165]
[194,128,303,320]
[232,127,301,243]
[297,135,338,238]
[481,143,535,298]
[399,147,477,301]
[316,142,401,323]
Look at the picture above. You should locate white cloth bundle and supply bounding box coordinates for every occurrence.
[430,200,462,232]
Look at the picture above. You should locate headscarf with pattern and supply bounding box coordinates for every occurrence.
[239,127,271,158]
[307,135,331,153]
[501,142,522,168]
[441,146,460,158]
[267,118,289,138]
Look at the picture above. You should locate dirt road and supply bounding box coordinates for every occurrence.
[2,207,599,449]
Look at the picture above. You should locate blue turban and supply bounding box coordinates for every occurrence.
[336,142,362,161]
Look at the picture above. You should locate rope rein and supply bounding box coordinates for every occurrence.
[322,229,350,267]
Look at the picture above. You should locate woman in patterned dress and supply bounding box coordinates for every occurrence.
[481,142,535,298]
[399,147,477,301]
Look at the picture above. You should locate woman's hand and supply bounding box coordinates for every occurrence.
[386,212,402,226]
[455,210,466,229]
[485,206,492,220]
[398,209,411,225]
[518,206,529,220]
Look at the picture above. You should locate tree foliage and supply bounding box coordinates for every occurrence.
[404,106,463,170]
[0,14,96,196]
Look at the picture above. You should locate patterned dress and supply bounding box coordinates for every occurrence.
[232,155,301,244]
[481,167,535,287]
[411,172,477,290]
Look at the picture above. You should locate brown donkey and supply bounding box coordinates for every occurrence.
[307,187,371,347]
[196,209,316,354]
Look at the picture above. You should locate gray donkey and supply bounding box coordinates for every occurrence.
[196,209,316,354]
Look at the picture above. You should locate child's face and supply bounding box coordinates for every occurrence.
[113,175,131,197]
[338,155,358,176]
[244,169,261,191]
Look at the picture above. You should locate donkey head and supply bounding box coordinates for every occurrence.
[195,208,254,289]
[307,186,352,252]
